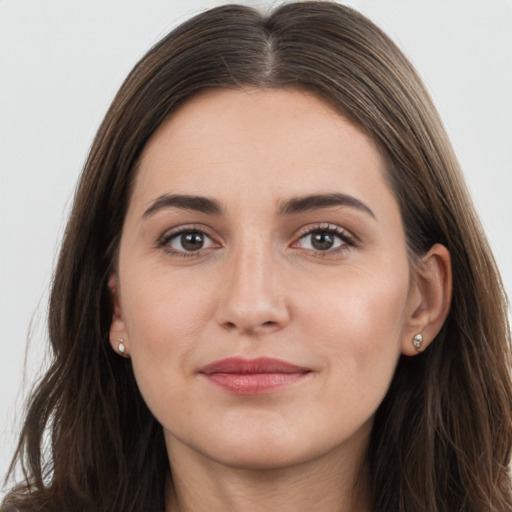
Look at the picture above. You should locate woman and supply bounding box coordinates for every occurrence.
[3,2,511,511]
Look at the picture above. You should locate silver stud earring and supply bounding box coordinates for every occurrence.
[117,338,126,355]
[413,333,423,352]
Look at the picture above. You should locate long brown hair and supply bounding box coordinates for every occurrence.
[3,2,511,511]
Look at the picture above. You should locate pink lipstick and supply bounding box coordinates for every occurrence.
[199,357,312,395]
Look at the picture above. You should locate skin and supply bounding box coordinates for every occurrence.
[109,88,451,511]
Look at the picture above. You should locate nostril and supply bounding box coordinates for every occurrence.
[221,319,278,332]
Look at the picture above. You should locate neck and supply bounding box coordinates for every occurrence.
[164,435,371,512]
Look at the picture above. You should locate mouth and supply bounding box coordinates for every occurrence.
[198,357,312,395]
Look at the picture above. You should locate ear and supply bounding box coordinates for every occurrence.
[401,243,452,356]
[108,273,130,358]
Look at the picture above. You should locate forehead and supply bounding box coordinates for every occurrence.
[132,87,391,213]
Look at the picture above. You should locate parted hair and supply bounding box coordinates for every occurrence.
[3,2,512,511]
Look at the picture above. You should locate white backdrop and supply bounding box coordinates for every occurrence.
[1,0,511,493]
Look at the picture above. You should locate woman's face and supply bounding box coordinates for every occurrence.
[110,88,423,471]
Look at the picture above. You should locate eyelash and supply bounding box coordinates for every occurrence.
[157,225,217,258]
[157,223,356,258]
[292,223,356,256]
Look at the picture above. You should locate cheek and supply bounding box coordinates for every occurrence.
[119,269,220,409]
[119,270,217,419]
[297,262,409,381]
[122,269,213,348]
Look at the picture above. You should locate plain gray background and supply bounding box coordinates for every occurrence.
[1,0,511,494]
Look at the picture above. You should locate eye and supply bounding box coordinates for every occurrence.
[160,228,216,255]
[294,225,355,253]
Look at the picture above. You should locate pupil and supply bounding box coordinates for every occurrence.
[312,232,334,250]
[181,232,204,251]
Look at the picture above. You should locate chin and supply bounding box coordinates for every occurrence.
[201,438,312,472]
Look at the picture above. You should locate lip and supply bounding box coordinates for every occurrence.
[198,357,312,395]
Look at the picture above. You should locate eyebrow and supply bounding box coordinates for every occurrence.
[142,192,375,219]
[143,194,224,218]
[278,193,375,219]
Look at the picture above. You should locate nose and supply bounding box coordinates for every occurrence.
[215,242,290,335]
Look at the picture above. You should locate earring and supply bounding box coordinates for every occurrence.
[117,338,126,355]
[413,333,423,352]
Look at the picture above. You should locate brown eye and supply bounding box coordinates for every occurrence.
[296,227,352,253]
[181,232,205,251]
[310,232,336,251]
[166,230,214,253]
